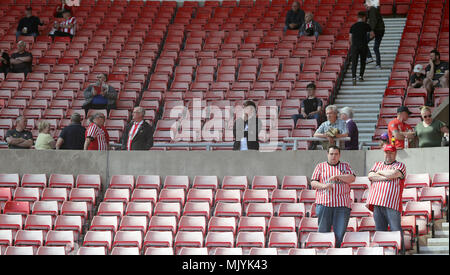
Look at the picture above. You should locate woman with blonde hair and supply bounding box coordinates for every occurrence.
[35,121,56,150]
[414,106,449,148]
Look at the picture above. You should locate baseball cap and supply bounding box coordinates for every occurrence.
[397,106,412,115]
[413,64,424,73]
[383,144,397,152]
[380,132,389,141]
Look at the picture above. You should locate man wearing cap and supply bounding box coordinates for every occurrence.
[387,106,415,149]
[409,64,426,89]
[366,144,406,252]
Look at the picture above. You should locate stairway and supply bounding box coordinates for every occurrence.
[415,221,449,255]
[334,17,407,147]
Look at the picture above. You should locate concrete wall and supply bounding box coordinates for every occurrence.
[0,147,447,189]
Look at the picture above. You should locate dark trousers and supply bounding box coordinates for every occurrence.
[83,102,112,117]
[351,45,369,78]
[291,113,321,127]
[49,31,73,40]
[367,30,384,66]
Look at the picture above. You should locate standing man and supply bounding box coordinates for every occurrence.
[366,144,406,252]
[5,116,33,149]
[311,146,356,248]
[16,6,44,41]
[365,0,385,69]
[121,107,154,151]
[387,106,415,149]
[349,11,373,85]
[84,112,109,151]
[291,82,323,126]
[56,113,86,150]
[284,1,305,32]
[9,41,33,76]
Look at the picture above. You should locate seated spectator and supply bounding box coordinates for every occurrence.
[339,107,359,150]
[9,41,33,76]
[16,6,43,41]
[387,106,415,149]
[314,105,348,149]
[291,82,323,126]
[5,116,33,149]
[409,64,426,89]
[121,107,154,151]
[82,73,118,116]
[54,0,73,18]
[233,100,262,151]
[35,121,56,150]
[49,10,76,40]
[56,113,86,150]
[299,12,322,38]
[0,50,10,75]
[84,112,110,151]
[414,106,449,148]
[423,49,449,105]
[284,1,305,32]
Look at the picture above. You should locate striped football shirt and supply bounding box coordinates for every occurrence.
[61,16,76,35]
[86,123,109,151]
[366,161,407,212]
[311,161,355,208]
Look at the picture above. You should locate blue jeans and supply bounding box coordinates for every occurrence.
[16,31,38,40]
[372,205,405,252]
[366,31,384,66]
[292,113,320,127]
[315,204,351,248]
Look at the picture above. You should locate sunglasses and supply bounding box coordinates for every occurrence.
[423,115,432,118]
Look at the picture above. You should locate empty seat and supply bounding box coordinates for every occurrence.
[4,246,34,255]
[371,231,402,253]
[45,230,75,252]
[76,246,107,255]
[341,232,370,248]
[214,202,242,218]
[15,230,44,248]
[405,173,430,189]
[21,174,47,188]
[104,189,130,205]
[136,175,161,190]
[36,246,66,255]
[174,231,204,248]
[236,232,265,248]
[222,176,248,190]
[83,231,113,253]
[148,216,177,234]
[24,215,52,232]
[268,217,296,233]
[163,176,190,190]
[356,247,384,255]
[205,231,234,248]
[90,216,118,233]
[113,231,143,250]
[268,232,298,248]
[288,248,317,255]
[0,174,20,188]
[48,174,74,189]
[144,247,174,255]
[144,231,173,248]
[0,214,23,232]
[159,189,185,206]
[214,247,243,255]
[238,217,266,233]
[109,175,135,190]
[111,247,140,255]
[131,189,158,204]
[125,202,153,220]
[304,232,335,249]
[75,174,102,192]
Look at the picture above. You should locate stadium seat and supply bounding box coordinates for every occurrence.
[405,173,431,189]
[83,231,112,253]
[341,231,370,249]
[304,232,335,249]
[45,230,75,252]
[371,231,402,254]
[113,231,143,250]
[356,247,384,255]
[135,175,161,190]
[214,202,242,218]
[0,174,20,189]
[4,246,34,255]
[48,174,74,189]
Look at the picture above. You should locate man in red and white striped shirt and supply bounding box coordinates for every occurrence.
[49,10,76,40]
[366,144,406,250]
[84,112,109,151]
[311,146,356,247]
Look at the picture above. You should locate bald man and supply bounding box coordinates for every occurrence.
[121,107,154,151]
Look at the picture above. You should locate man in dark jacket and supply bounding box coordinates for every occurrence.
[121,107,154,151]
[365,1,385,69]
[284,1,305,32]
[299,12,322,38]
[233,101,262,151]
[16,7,44,41]
[82,73,118,116]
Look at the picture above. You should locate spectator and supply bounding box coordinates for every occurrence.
[379,132,390,147]
[0,50,10,75]
[414,106,449,148]
[84,112,109,151]
[314,105,348,149]
[35,121,56,150]
[16,6,43,41]
[9,41,33,76]
[409,64,427,89]
[339,107,359,150]
[311,145,356,248]
[387,106,415,149]
[233,100,262,151]
[366,144,406,253]
[284,1,305,32]
[365,0,385,69]
[82,73,118,117]
[291,82,323,126]
[49,10,76,40]
[423,50,449,105]
[56,113,86,150]
[349,11,373,85]
[5,116,33,149]
[299,12,322,38]
[54,0,73,18]
[121,107,154,151]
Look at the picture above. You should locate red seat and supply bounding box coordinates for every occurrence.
[236,231,265,249]
[214,202,242,218]
[0,174,20,189]
[431,172,449,187]
[109,175,135,190]
[304,232,335,248]
[371,231,402,253]
[405,173,430,189]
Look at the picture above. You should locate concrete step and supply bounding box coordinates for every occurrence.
[334,99,381,105]
[341,81,389,86]
[427,237,449,246]
[418,246,449,254]
[338,86,386,91]
[339,90,385,96]
[442,222,449,231]
[335,94,383,100]
[435,230,449,238]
